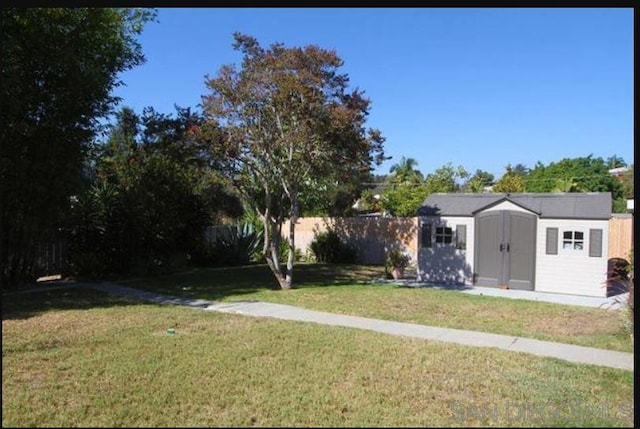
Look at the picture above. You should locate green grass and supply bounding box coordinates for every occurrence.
[2,287,634,427]
[118,263,633,353]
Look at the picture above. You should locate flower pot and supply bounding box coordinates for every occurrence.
[392,267,404,280]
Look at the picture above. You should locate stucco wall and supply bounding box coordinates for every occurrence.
[284,217,418,265]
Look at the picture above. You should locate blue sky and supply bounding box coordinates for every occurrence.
[113,7,634,178]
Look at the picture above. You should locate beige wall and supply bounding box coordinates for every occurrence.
[284,217,419,265]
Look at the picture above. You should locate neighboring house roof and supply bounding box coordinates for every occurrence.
[608,166,629,176]
[418,193,612,220]
[352,183,388,209]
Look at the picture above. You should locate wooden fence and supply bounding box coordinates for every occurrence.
[608,214,633,260]
[204,225,234,245]
[33,236,69,280]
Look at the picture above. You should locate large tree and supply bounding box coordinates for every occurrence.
[1,8,156,288]
[201,33,385,289]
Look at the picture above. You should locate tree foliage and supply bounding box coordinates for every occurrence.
[389,156,423,184]
[423,163,468,193]
[381,162,467,216]
[523,155,624,210]
[1,8,156,288]
[201,33,385,289]
[381,184,430,217]
[463,169,495,192]
[68,105,243,278]
[619,164,634,199]
[492,165,525,193]
[299,169,376,217]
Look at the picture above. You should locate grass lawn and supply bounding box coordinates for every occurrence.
[2,287,634,427]
[117,263,634,353]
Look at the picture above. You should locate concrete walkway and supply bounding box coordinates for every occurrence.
[81,282,633,372]
[377,277,629,310]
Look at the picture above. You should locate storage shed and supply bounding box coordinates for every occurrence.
[417,193,612,297]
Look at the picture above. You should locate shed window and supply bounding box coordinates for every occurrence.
[589,229,603,257]
[435,226,453,244]
[421,223,432,248]
[562,231,584,250]
[546,227,558,255]
[455,225,467,250]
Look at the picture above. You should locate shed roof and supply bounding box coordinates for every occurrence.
[418,193,611,220]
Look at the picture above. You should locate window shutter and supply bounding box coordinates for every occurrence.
[589,229,603,257]
[456,225,467,250]
[546,228,558,255]
[421,223,432,248]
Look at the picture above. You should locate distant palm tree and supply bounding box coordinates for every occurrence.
[552,177,583,193]
[389,156,423,184]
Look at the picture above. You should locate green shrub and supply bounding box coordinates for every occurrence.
[193,222,262,267]
[385,248,411,271]
[309,229,357,263]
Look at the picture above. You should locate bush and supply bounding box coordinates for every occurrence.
[606,248,634,340]
[67,154,211,279]
[192,222,262,267]
[385,248,411,271]
[309,229,357,263]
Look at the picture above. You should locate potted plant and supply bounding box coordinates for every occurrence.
[385,248,411,280]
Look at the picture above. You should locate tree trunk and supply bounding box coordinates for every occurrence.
[261,196,289,290]
[285,195,298,288]
[266,230,289,289]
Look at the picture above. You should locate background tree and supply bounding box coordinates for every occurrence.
[380,184,430,217]
[551,177,584,193]
[493,164,525,193]
[615,164,634,213]
[299,169,377,217]
[511,163,530,176]
[201,33,385,289]
[423,162,468,193]
[523,155,624,211]
[1,8,156,288]
[606,155,627,169]
[381,162,467,216]
[463,169,495,193]
[619,164,634,199]
[70,105,239,277]
[389,156,423,184]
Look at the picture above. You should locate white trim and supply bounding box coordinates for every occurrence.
[481,200,536,214]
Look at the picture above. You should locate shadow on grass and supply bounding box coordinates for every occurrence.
[2,285,147,321]
[2,264,386,319]
[118,263,387,301]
